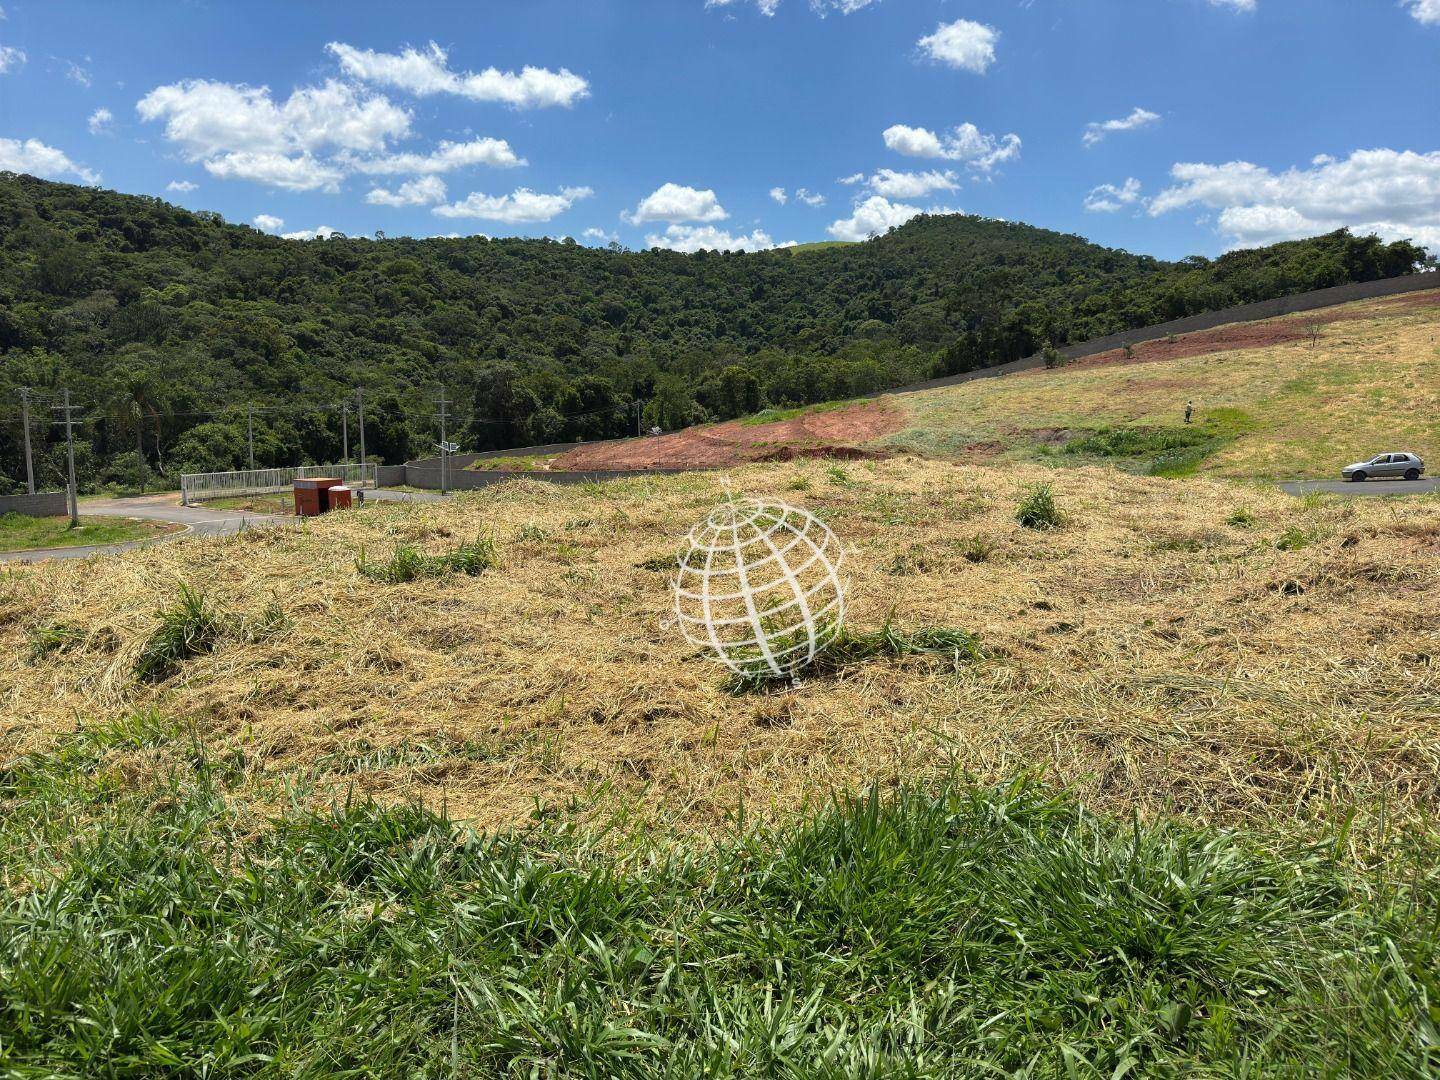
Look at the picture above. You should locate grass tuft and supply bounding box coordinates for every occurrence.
[355,537,497,583]
[1016,482,1063,529]
[133,584,228,683]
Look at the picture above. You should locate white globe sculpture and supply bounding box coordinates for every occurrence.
[673,498,846,679]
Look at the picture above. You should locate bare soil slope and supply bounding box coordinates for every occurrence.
[552,400,903,470]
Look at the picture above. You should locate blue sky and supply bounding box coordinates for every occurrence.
[1,0,1437,259]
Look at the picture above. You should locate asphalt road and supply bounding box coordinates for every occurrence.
[0,488,450,566]
[0,494,282,566]
[1280,478,1439,498]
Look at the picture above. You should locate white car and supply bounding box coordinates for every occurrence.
[1341,452,1425,482]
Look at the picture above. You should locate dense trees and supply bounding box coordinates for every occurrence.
[0,172,1430,491]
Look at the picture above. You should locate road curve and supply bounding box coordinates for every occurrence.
[0,494,281,566]
[0,489,446,565]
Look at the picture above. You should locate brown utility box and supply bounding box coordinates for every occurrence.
[293,477,347,517]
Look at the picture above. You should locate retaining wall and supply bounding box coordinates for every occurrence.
[0,491,68,517]
[879,271,1440,397]
[400,459,685,491]
[381,271,1439,474]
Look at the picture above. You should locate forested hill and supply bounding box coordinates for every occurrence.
[0,172,1429,490]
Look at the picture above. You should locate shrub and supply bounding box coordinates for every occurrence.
[355,537,497,584]
[133,585,227,683]
[1015,483,1062,530]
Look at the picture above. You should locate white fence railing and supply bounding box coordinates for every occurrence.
[180,463,377,506]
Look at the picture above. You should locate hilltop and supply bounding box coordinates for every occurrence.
[0,172,1428,491]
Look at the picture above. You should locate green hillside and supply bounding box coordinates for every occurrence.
[0,172,1429,491]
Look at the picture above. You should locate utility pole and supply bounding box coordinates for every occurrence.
[341,399,350,463]
[355,386,366,482]
[54,389,80,527]
[246,404,255,472]
[436,390,449,495]
[636,400,643,438]
[18,387,35,495]
[132,402,145,494]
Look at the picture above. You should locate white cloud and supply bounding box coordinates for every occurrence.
[65,60,91,87]
[837,172,864,185]
[1404,0,1440,23]
[137,73,519,193]
[882,122,1021,174]
[366,175,447,206]
[827,195,926,241]
[704,0,878,15]
[864,168,959,199]
[1207,0,1256,10]
[582,227,619,245]
[342,137,522,175]
[203,152,345,192]
[1082,107,1160,148]
[281,225,338,241]
[0,137,99,183]
[916,19,998,74]
[625,182,728,224]
[0,44,24,73]
[433,185,593,223]
[645,223,781,253]
[87,107,113,135]
[252,214,285,232]
[1083,178,1142,213]
[1148,148,1440,253]
[137,78,411,160]
[166,179,197,193]
[772,186,824,206]
[326,41,588,109]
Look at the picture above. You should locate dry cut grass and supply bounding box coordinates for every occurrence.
[2,458,1437,849]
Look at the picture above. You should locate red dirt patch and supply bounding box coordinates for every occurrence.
[552,400,905,470]
[1073,288,1440,370]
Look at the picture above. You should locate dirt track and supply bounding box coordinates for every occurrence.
[552,400,904,470]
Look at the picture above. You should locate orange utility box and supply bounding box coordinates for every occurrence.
[293,477,351,517]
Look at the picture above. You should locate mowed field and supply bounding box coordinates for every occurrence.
[4,456,1437,844]
[887,289,1440,480]
[4,458,1440,1072]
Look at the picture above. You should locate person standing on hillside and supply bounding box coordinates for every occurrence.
[1184,401,1194,425]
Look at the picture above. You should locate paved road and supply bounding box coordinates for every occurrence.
[0,489,449,566]
[0,494,282,566]
[1280,478,1439,498]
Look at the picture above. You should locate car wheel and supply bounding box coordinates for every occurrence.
[1405,468,1421,481]
[1350,471,1367,482]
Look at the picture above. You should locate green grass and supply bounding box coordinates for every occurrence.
[0,512,166,552]
[196,493,296,514]
[355,537,498,583]
[727,618,983,693]
[1061,409,1258,478]
[1015,482,1063,529]
[738,398,860,427]
[0,718,1436,1076]
[132,584,229,683]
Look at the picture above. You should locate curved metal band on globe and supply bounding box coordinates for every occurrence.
[672,498,847,678]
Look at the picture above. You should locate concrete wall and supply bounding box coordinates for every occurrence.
[401,461,685,491]
[373,464,408,487]
[0,491,68,517]
[880,271,1440,398]
[386,271,1440,472]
